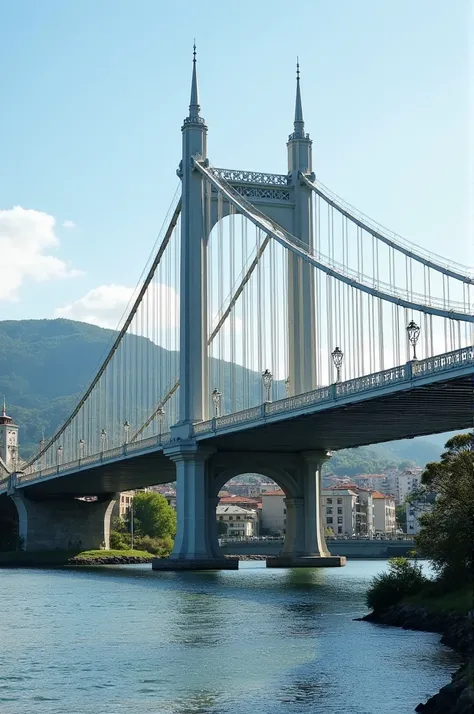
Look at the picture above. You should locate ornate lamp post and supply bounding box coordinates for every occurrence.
[79,438,85,460]
[262,369,273,402]
[123,421,130,444]
[284,377,290,397]
[157,406,165,440]
[406,320,420,360]
[100,429,107,453]
[331,347,344,383]
[212,388,222,417]
[57,445,63,466]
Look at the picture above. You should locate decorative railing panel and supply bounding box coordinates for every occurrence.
[212,168,289,186]
[413,347,474,377]
[336,367,407,397]
[266,387,331,414]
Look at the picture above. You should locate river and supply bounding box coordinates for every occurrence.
[0,560,460,714]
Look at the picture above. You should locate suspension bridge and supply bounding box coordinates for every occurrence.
[1,51,472,567]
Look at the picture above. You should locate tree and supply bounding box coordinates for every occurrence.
[415,432,474,584]
[129,492,176,540]
[217,520,228,536]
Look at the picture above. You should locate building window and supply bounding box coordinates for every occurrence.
[337,498,342,505]
[337,517,343,524]
[337,508,343,515]
[219,516,223,521]
[327,498,332,504]
[327,517,333,524]
[326,507,333,514]
[283,509,287,515]
[236,516,241,520]
[229,516,233,520]
[338,526,343,534]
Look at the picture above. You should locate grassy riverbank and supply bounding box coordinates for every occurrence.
[0,549,154,566]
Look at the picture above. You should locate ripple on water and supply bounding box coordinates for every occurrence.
[0,561,460,714]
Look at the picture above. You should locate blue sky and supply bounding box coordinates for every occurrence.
[0,0,471,326]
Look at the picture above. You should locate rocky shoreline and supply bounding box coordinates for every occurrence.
[361,604,473,713]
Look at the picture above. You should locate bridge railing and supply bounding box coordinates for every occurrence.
[193,346,473,437]
[17,432,171,486]
[413,346,474,377]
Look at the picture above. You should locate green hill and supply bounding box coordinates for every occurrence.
[0,319,449,467]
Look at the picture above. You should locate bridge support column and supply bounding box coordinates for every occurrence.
[268,451,345,568]
[9,492,116,552]
[153,442,237,570]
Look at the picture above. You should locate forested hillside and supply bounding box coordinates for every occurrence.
[0,319,445,466]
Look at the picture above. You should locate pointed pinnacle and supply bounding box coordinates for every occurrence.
[294,59,304,132]
[189,41,200,115]
[1,396,6,416]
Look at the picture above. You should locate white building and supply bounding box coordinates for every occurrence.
[260,490,286,534]
[406,499,433,535]
[386,469,422,504]
[322,488,357,536]
[216,505,258,537]
[372,491,396,533]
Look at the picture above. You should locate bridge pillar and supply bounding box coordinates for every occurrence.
[268,451,345,568]
[153,442,237,570]
[9,492,116,552]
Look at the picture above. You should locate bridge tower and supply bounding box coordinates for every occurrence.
[286,61,317,395]
[155,50,340,571]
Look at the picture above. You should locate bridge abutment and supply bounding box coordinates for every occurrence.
[153,442,237,570]
[9,492,117,552]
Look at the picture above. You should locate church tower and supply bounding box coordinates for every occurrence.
[0,400,19,472]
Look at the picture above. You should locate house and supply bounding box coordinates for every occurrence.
[216,505,258,537]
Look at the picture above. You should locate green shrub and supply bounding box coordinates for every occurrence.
[110,530,129,550]
[133,535,173,557]
[366,557,426,612]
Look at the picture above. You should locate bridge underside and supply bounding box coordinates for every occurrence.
[202,374,473,453]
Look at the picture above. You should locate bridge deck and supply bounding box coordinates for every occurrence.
[9,369,472,498]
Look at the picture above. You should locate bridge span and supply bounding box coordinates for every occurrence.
[1,50,472,568]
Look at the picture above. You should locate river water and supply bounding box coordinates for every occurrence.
[0,560,460,714]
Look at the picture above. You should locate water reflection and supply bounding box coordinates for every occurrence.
[0,561,461,714]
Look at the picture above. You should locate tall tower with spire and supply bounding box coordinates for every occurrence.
[178,44,209,426]
[0,400,19,473]
[286,62,317,394]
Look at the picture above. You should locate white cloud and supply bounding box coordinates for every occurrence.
[55,283,180,334]
[0,206,80,301]
[62,219,76,229]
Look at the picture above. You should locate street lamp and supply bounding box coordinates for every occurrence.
[262,369,273,402]
[123,421,130,444]
[157,406,165,440]
[331,347,344,383]
[100,429,107,453]
[406,320,420,360]
[284,377,290,397]
[57,445,63,465]
[79,439,85,460]
[212,388,222,417]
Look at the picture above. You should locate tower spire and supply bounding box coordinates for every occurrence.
[188,41,201,120]
[292,58,305,139]
[1,396,5,417]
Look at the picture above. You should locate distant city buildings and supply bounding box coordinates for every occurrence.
[372,491,396,534]
[260,490,286,535]
[216,504,258,537]
[406,497,434,535]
